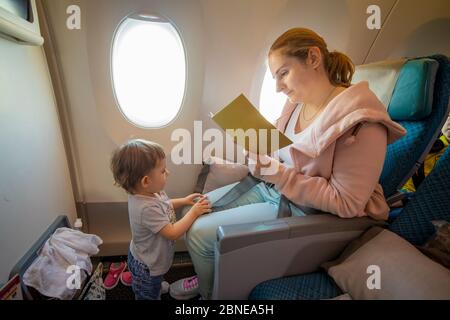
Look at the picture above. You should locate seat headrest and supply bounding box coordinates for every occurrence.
[352,58,439,121]
[389,58,438,120]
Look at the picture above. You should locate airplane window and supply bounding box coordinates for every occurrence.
[0,0,30,21]
[259,65,287,124]
[112,14,186,128]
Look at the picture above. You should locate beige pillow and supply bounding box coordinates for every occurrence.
[195,157,249,193]
[326,227,450,300]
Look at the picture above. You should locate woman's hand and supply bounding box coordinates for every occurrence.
[246,151,277,177]
[246,151,261,176]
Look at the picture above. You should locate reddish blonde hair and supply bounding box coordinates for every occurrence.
[270,28,355,88]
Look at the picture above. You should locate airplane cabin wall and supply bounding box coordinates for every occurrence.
[0,29,76,282]
[365,0,450,61]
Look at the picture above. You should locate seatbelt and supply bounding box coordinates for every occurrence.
[277,195,293,218]
[211,173,294,218]
[211,174,260,211]
[412,163,425,190]
[412,136,446,190]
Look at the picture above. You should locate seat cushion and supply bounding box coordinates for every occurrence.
[353,58,438,121]
[326,227,450,299]
[352,58,406,109]
[389,58,438,121]
[248,271,342,300]
[194,156,248,193]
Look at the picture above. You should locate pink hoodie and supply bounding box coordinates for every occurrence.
[256,81,407,220]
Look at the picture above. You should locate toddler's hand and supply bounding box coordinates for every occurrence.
[184,193,204,206]
[189,195,212,217]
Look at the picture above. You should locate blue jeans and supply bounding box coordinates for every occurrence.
[127,251,163,300]
[184,182,305,299]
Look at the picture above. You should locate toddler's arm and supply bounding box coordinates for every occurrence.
[159,196,211,240]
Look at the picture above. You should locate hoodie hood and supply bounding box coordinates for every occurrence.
[277,81,407,158]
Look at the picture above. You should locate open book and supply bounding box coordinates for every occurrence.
[211,94,293,154]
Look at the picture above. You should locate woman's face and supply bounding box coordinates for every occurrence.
[268,49,317,104]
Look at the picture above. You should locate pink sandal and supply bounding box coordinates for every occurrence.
[103,262,127,290]
[120,271,132,287]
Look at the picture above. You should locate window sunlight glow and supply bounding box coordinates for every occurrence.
[112,16,186,128]
[259,65,288,124]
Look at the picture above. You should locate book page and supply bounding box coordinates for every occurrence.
[211,94,292,154]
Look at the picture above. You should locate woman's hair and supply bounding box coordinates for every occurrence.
[110,139,165,194]
[269,28,355,88]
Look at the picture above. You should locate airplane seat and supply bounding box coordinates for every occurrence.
[380,55,450,206]
[250,137,450,300]
[210,55,450,299]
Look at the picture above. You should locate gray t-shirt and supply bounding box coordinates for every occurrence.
[128,191,177,276]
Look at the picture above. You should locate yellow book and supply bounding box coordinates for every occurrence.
[211,94,293,154]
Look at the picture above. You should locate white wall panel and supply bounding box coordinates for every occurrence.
[0,36,76,282]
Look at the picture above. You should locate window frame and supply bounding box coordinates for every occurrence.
[110,12,188,129]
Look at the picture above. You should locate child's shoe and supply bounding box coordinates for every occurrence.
[120,271,132,287]
[103,262,126,290]
[169,276,199,300]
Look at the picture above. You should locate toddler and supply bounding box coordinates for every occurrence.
[110,139,211,300]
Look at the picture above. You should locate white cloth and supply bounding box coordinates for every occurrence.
[23,227,103,300]
[351,58,406,109]
[278,103,302,167]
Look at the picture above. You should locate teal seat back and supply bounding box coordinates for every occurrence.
[378,56,448,198]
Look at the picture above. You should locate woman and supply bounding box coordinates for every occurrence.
[184,28,406,299]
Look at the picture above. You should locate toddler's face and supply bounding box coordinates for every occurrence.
[146,158,169,193]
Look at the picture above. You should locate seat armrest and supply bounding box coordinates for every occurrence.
[213,214,385,299]
[216,214,384,254]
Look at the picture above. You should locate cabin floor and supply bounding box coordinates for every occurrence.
[94,252,200,300]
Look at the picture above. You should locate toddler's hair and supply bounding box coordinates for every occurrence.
[110,139,165,194]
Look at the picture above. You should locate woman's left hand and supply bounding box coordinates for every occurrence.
[246,151,277,177]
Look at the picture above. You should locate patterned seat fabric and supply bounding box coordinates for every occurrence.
[249,271,342,300]
[389,143,450,245]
